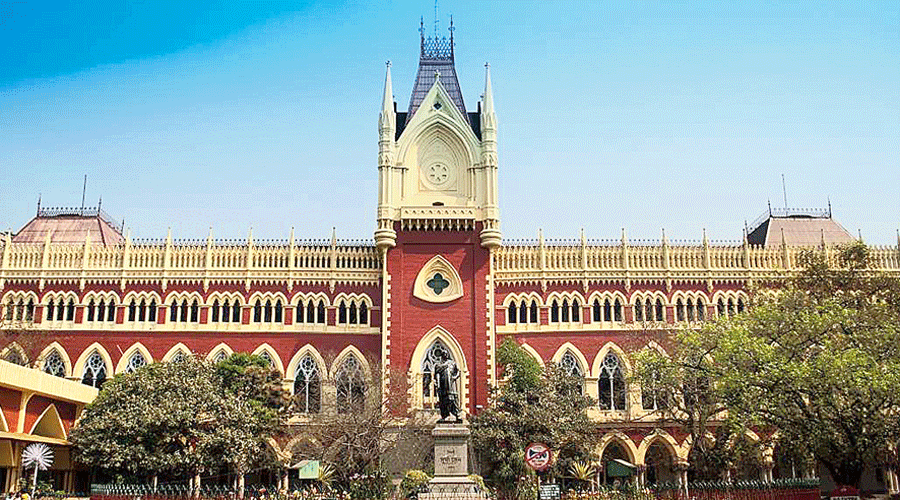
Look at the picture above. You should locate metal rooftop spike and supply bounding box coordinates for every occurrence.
[406,16,466,125]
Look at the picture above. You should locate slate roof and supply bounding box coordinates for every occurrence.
[13,207,125,245]
[747,208,853,247]
[403,23,476,136]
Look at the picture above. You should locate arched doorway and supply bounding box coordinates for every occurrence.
[601,442,635,486]
[645,442,676,485]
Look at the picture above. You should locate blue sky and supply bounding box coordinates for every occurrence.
[1,1,898,243]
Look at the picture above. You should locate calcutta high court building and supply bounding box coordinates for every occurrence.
[2,19,900,494]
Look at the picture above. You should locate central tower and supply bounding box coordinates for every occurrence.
[376,19,500,416]
[375,19,501,251]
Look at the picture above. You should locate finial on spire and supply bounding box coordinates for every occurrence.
[433,0,439,38]
[36,194,41,215]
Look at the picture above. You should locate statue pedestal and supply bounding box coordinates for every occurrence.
[420,423,481,498]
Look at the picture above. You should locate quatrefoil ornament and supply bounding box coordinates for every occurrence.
[427,273,450,295]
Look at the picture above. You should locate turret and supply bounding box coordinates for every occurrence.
[375,62,398,251]
[479,63,502,249]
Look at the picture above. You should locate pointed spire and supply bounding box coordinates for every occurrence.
[207,227,213,244]
[382,61,393,113]
[247,227,254,246]
[483,63,494,116]
[289,227,295,246]
[36,194,41,215]
[380,61,395,132]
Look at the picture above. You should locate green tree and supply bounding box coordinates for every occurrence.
[635,242,900,487]
[216,352,290,429]
[471,339,599,500]
[71,357,273,482]
[632,333,756,480]
[711,243,900,487]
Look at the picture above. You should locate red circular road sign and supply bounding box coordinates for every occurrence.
[525,442,553,471]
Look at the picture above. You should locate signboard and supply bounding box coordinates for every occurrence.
[524,442,553,471]
[539,484,561,500]
[290,460,320,480]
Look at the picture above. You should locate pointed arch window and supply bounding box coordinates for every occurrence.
[87,299,96,322]
[82,351,107,388]
[645,299,654,323]
[685,299,694,321]
[43,350,66,378]
[349,302,357,324]
[296,300,306,323]
[274,300,283,323]
[559,350,585,395]
[97,299,106,322]
[655,298,664,322]
[258,351,274,367]
[254,300,262,322]
[335,356,366,414]
[642,369,669,411]
[190,300,199,323]
[508,303,517,324]
[634,300,644,322]
[519,301,527,323]
[717,299,726,318]
[264,300,273,322]
[3,349,25,366]
[294,354,321,413]
[598,353,626,411]
[212,300,221,322]
[559,351,584,378]
[593,299,602,322]
[65,299,75,321]
[170,350,187,363]
[306,301,315,323]
[232,300,241,323]
[212,350,228,363]
[317,301,326,324]
[125,352,147,373]
[696,298,705,321]
[614,298,623,322]
[128,300,137,322]
[107,300,116,322]
[550,300,560,323]
[359,302,368,325]
[530,300,539,323]
[338,301,347,324]
[561,299,570,322]
[676,299,685,322]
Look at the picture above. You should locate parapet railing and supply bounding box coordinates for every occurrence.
[0,236,382,289]
[495,240,900,277]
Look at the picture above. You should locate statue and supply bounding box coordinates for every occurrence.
[433,350,462,423]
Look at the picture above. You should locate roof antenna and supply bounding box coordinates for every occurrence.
[781,173,787,209]
[81,174,88,215]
